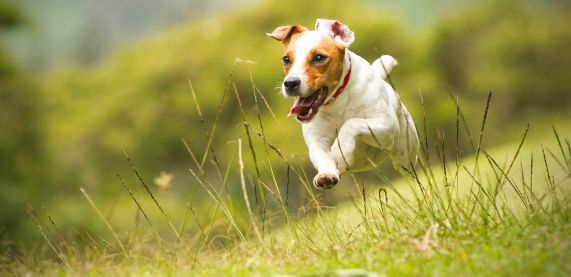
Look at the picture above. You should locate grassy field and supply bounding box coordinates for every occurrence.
[2,113,570,276]
[2,1,571,276]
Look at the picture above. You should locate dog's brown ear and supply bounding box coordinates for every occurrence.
[315,19,355,48]
[266,25,307,43]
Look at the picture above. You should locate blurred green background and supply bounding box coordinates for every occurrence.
[1,0,570,241]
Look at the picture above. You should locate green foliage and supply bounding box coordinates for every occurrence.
[429,1,571,118]
[0,3,47,238]
[0,2,570,272]
[0,2,25,28]
[2,123,570,276]
[1,0,571,242]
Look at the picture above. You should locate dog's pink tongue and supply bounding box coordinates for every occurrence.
[288,96,314,117]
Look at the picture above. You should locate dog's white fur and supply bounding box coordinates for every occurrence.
[275,19,419,189]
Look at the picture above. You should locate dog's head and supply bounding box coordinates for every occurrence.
[267,19,355,123]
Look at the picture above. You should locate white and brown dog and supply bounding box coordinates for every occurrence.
[267,19,419,189]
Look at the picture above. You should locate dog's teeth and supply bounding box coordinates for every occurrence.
[287,112,296,118]
[309,108,313,114]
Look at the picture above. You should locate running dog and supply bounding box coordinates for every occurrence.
[267,19,419,189]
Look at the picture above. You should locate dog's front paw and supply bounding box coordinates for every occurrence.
[313,172,339,189]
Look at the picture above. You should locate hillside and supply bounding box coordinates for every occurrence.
[1,1,571,273]
[3,124,570,275]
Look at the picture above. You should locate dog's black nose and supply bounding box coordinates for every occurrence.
[284,77,301,92]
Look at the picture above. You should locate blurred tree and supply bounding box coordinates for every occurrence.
[429,0,571,119]
[0,2,47,238]
[0,2,26,28]
[3,0,570,241]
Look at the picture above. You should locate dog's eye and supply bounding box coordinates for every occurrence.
[312,54,327,63]
[282,55,291,65]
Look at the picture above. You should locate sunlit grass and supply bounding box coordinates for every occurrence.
[2,72,570,276]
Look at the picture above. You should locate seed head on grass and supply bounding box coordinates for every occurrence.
[27,207,74,273]
[122,150,181,241]
[79,187,129,259]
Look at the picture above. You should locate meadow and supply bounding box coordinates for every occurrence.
[1,0,570,275]
[3,76,571,275]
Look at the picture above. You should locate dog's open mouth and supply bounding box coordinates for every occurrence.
[287,87,328,122]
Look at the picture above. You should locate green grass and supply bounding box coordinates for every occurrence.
[2,83,570,276]
[2,123,570,276]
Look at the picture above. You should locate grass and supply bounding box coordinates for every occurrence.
[1,72,570,276]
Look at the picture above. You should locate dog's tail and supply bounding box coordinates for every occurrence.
[372,55,398,80]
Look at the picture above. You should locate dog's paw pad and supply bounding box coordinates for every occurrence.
[313,173,339,189]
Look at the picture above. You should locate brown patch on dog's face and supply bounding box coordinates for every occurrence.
[303,36,345,94]
[282,31,305,75]
[282,34,345,94]
[268,27,348,122]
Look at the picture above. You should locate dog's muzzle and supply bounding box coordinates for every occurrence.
[287,87,329,122]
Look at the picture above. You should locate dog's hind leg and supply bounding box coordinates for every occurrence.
[331,117,398,173]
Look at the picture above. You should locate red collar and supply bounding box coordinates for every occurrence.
[324,54,352,106]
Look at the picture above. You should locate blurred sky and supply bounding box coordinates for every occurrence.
[3,0,254,69]
[2,0,481,70]
[3,0,566,71]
